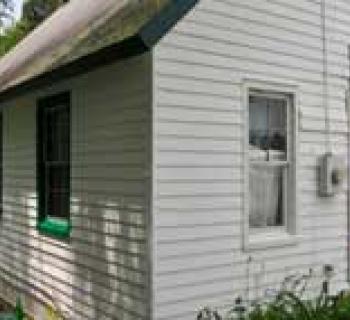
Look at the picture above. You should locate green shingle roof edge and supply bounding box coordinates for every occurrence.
[0,0,199,103]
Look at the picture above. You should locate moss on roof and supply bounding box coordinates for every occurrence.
[0,0,170,94]
[44,0,171,68]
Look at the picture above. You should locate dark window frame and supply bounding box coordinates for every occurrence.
[37,92,71,239]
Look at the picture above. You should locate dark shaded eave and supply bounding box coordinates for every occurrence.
[0,0,199,104]
[0,36,148,104]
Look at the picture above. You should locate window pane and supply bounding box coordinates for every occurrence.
[249,96,269,161]
[268,98,287,160]
[45,104,69,162]
[249,95,287,161]
[46,165,69,219]
[249,164,284,228]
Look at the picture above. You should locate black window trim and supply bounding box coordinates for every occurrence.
[37,91,71,239]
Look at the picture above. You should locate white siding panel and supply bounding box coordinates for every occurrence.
[154,0,350,319]
[0,54,151,319]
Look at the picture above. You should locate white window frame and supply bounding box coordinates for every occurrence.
[242,80,299,251]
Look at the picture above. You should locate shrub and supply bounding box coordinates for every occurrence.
[197,268,350,320]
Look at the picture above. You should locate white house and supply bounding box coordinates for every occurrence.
[0,0,349,319]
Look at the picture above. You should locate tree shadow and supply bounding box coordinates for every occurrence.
[70,193,148,319]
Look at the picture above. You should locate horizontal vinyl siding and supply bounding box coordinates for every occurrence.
[0,54,151,320]
[154,0,350,319]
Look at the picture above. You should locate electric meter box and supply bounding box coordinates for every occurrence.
[319,153,345,197]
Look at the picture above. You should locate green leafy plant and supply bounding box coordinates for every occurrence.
[196,267,350,320]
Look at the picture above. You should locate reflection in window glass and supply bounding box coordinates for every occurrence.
[249,96,287,161]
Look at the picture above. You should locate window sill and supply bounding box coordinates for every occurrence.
[246,230,298,251]
[37,217,71,240]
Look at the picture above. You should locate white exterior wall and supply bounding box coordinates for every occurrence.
[0,53,152,319]
[153,0,350,319]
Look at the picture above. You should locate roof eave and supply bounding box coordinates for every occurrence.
[0,35,147,104]
[0,0,199,104]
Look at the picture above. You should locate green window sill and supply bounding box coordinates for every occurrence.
[37,217,71,240]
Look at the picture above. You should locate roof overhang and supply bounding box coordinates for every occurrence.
[0,0,198,103]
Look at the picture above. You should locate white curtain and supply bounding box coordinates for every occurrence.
[249,148,284,228]
[249,165,281,227]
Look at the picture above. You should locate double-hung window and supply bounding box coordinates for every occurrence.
[248,88,296,245]
[37,92,71,239]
